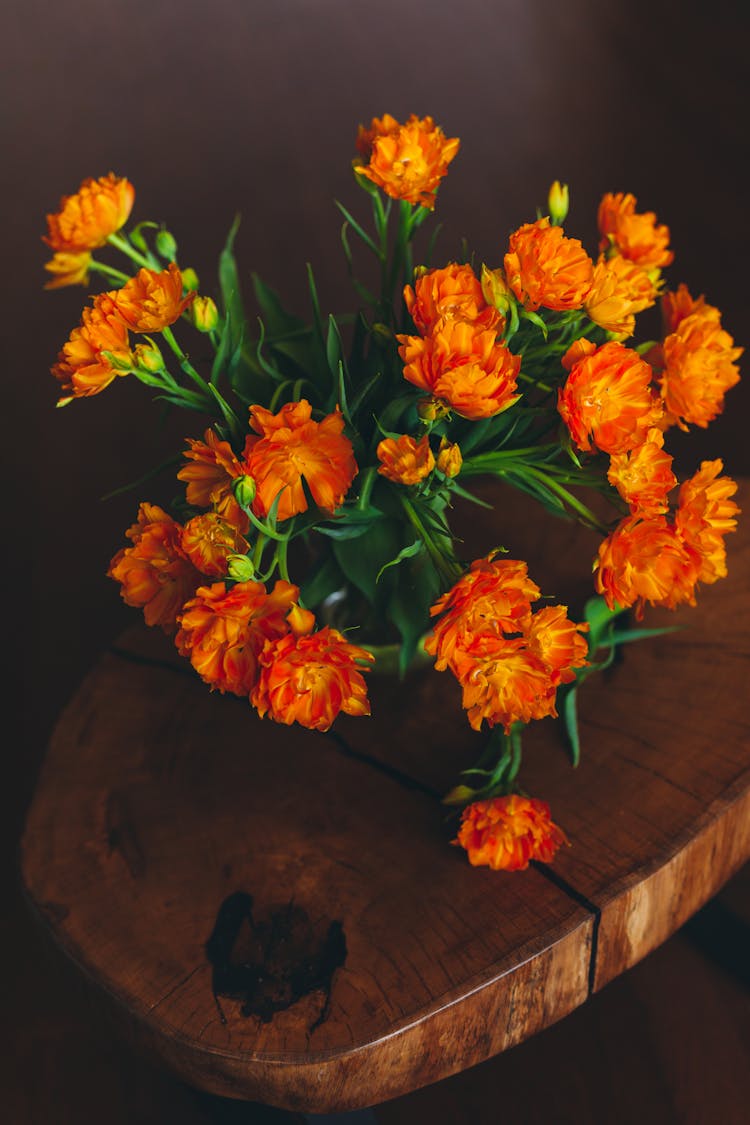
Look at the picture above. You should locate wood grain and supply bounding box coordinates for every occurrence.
[20,481,750,1111]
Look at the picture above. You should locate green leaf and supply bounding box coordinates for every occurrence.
[129,221,159,254]
[334,200,379,255]
[100,454,181,501]
[332,519,401,601]
[300,551,345,609]
[219,215,247,346]
[376,539,424,582]
[519,308,548,339]
[252,273,307,339]
[206,383,242,440]
[583,595,628,653]
[447,482,495,510]
[562,685,581,767]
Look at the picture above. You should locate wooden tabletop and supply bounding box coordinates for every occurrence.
[20,482,750,1114]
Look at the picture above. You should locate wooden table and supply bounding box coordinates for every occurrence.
[20,483,750,1115]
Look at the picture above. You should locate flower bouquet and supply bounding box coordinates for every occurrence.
[44,113,741,873]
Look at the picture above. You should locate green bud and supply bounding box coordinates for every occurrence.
[191,295,219,333]
[101,349,133,373]
[181,267,199,292]
[155,229,178,260]
[547,181,569,226]
[371,322,393,345]
[133,342,163,373]
[232,474,256,508]
[227,554,256,582]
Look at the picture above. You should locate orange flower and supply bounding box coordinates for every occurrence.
[561,337,597,372]
[504,218,594,312]
[436,437,462,478]
[43,250,92,290]
[594,515,697,615]
[108,503,200,631]
[176,579,299,695]
[661,283,720,335]
[398,318,521,420]
[51,292,132,403]
[377,434,435,484]
[177,429,247,531]
[451,635,556,731]
[558,341,662,454]
[584,254,656,337]
[597,192,673,270]
[355,113,459,209]
[455,796,568,872]
[675,460,740,584]
[607,427,677,515]
[252,627,374,731]
[44,173,135,252]
[659,313,742,429]
[426,556,540,672]
[181,513,249,577]
[113,263,195,332]
[526,606,589,689]
[243,400,358,521]
[404,263,500,333]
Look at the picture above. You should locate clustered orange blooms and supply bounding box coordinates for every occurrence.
[454,795,568,872]
[355,114,459,209]
[43,173,135,289]
[51,263,196,403]
[397,262,521,420]
[426,556,588,732]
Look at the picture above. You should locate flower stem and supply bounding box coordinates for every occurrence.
[88,259,131,285]
[161,325,213,400]
[107,232,155,271]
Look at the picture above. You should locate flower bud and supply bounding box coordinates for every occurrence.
[481,265,512,316]
[417,396,451,423]
[547,181,569,226]
[436,437,462,478]
[100,348,133,372]
[155,229,178,260]
[191,295,219,333]
[232,474,256,508]
[371,322,394,345]
[133,342,164,373]
[227,554,256,582]
[180,267,200,293]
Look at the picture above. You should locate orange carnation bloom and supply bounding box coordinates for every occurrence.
[43,250,92,290]
[178,429,247,531]
[504,218,594,312]
[584,254,656,337]
[558,341,662,454]
[594,515,697,615]
[243,400,357,521]
[181,513,249,578]
[526,606,590,689]
[662,283,720,335]
[607,427,676,516]
[404,263,500,334]
[176,579,299,696]
[252,627,374,732]
[44,173,135,252]
[659,313,742,430]
[114,263,195,333]
[398,318,521,420]
[675,460,740,585]
[451,635,556,731]
[597,192,673,270]
[108,503,200,631]
[455,796,567,872]
[355,113,460,209]
[561,337,597,372]
[377,434,435,484]
[51,292,132,403]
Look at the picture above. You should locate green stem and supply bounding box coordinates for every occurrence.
[357,466,378,511]
[88,259,131,285]
[252,533,267,570]
[161,325,213,399]
[524,465,609,533]
[400,494,461,583]
[107,232,155,270]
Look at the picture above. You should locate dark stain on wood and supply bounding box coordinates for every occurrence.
[205,892,347,1029]
[105,791,146,878]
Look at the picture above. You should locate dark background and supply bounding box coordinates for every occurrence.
[3,1,749,1121]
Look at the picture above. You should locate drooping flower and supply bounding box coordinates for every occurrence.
[675,460,740,584]
[177,429,247,531]
[404,262,500,333]
[504,218,594,312]
[597,192,673,270]
[113,263,195,332]
[607,426,677,515]
[377,434,435,484]
[252,626,374,731]
[593,515,698,615]
[51,292,132,403]
[450,634,561,731]
[398,318,521,420]
[108,503,200,631]
[659,313,742,429]
[243,400,358,521]
[454,796,568,871]
[355,113,460,209]
[661,283,720,335]
[181,513,249,578]
[43,250,92,290]
[176,579,299,696]
[584,254,656,337]
[44,173,135,252]
[558,341,662,454]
